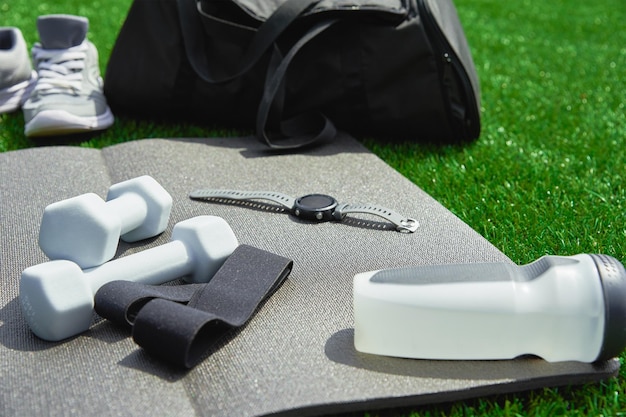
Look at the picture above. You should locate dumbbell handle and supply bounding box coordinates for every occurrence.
[84,240,193,293]
[105,192,148,236]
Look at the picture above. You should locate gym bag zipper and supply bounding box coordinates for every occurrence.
[417,0,481,141]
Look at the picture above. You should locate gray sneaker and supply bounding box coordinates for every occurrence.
[0,27,37,114]
[23,15,114,137]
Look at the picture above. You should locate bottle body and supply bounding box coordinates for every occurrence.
[353,254,606,362]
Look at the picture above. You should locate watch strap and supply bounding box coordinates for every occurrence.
[189,189,296,209]
[334,203,419,233]
[190,189,418,233]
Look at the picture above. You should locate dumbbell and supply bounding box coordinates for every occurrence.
[20,215,239,342]
[38,175,173,269]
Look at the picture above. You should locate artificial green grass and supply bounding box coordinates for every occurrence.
[1,0,626,416]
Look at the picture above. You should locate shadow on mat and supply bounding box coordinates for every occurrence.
[0,296,125,352]
[147,132,372,159]
[325,328,614,382]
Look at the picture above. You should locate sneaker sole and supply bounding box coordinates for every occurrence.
[25,107,114,137]
[0,71,38,114]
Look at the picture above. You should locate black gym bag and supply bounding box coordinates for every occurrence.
[104,0,481,149]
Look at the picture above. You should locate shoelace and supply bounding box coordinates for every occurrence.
[31,41,87,94]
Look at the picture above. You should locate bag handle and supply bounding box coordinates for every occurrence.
[257,19,338,150]
[177,0,322,83]
[177,0,338,149]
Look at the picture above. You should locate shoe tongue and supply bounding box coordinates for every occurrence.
[37,15,88,49]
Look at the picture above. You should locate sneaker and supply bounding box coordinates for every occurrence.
[23,15,114,137]
[0,28,37,114]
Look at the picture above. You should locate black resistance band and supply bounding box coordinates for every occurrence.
[94,244,293,368]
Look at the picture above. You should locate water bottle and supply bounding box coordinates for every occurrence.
[353,254,626,362]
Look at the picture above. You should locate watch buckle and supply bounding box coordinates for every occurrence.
[397,218,419,233]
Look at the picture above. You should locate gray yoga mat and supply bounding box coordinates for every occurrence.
[0,134,618,416]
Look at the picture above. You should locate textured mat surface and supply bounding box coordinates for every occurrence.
[0,135,618,416]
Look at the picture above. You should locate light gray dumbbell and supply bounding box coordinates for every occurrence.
[38,175,173,269]
[20,215,239,342]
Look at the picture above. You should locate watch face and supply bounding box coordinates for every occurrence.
[293,194,338,221]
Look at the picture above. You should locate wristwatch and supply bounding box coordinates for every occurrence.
[189,189,418,233]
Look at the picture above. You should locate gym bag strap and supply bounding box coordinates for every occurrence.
[256,19,339,149]
[178,0,339,148]
[94,245,293,368]
[104,0,481,148]
[177,0,320,84]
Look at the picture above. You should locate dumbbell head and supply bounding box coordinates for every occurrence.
[20,260,94,342]
[38,176,172,269]
[21,215,239,341]
[106,176,172,242]
[172,215,239,283]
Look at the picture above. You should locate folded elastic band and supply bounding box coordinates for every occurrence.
[94,282,200,326]
[94,244,293,368]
